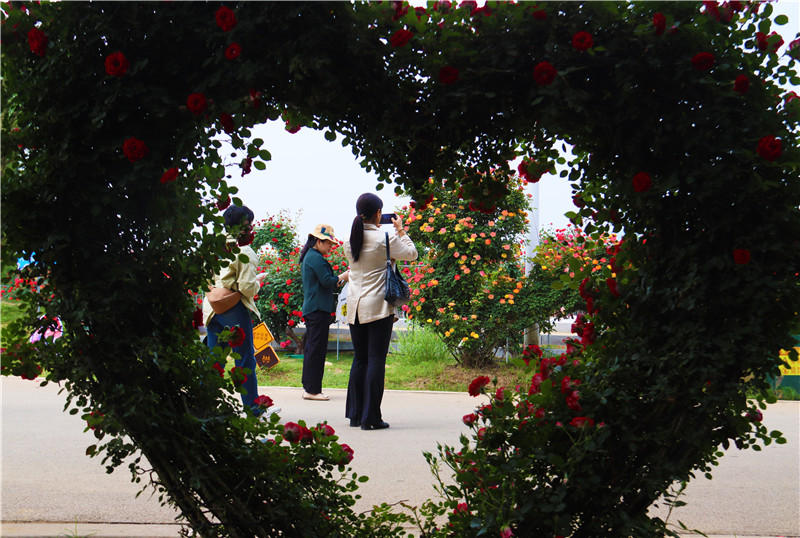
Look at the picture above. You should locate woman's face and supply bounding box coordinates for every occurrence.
[316,238,333,255]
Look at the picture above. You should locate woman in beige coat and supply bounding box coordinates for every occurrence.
[343,193,417,430]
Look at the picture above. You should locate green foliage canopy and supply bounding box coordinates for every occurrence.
[2,2,799,536]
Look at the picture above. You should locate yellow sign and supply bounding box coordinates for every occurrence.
[255,345,280,370]
[779,348,800,376]
[252,322,274,352]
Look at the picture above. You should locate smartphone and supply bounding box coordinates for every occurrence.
[379,213,397,225]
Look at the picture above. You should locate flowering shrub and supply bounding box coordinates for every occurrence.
[2,2,797,537]
[252,211,348,352]
[397,173,573,367]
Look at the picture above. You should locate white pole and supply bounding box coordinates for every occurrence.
[524,181,540,347]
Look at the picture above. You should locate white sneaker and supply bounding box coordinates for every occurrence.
[259,406,281,420]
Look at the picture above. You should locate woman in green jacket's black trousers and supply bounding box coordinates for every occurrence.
[299,224,349,401]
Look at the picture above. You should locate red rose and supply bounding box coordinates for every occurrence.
[160,167,179,184]
[528,373,543,395]
[229,326,246,347]
[606,277,620,297]
[571,31,593,51]
[702,1,720,21]
[632,171,652,192]
[285,121,301,134]
[653,13,666,36]
[217,195,231,211]
[531,4,546,20]
[283,422,302,443]
[122,137,148,163]
[192,308,204,328]
[572,193,585,208]
[186,93,207,115]
[27,27,48,57]
[468,375,491,397]
[219,113,235,134]
[317,423,335,436]
[733,74,750,94]
[533,61,557,86]
[756,31,784,53]
[565,390,581,412]
[215,6,237,32]
[691,52,714,71]
[439,65,460,85]
[212,362,225,377]
[789,38,800,60]
[390,28,413,48]
[462,413,478,426]
[104,52,130,77]
[241,157,252,176]
[249,88,262,109]
[230,366,247,385]
[338,443,355,465]
[757,135,782,161]
[254,395,274,409]
[733,249,751,265]
[569,416,595,428]
[225,42,241,60]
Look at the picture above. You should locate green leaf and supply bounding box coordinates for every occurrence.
[254,160,267,170]
[774,14,788,25]
[324,130,337,142]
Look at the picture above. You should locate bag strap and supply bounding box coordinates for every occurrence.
[384,232,391,262]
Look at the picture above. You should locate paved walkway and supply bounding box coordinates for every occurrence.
[2,377,798,537]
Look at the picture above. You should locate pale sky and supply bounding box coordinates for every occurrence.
[225,1,798,244]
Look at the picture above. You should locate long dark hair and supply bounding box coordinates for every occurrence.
[298,236,317,264]
[349,193,383,262]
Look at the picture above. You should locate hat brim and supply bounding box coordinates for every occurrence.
[310,232,336,243]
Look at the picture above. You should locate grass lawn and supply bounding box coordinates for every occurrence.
[244,348,536,393]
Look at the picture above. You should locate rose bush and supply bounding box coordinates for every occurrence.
[252,211,348,353]
[398,172,576,367]
[2,2,797,537]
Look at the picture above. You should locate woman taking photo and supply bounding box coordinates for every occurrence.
[299,223,349,401]
[343,193,417,430]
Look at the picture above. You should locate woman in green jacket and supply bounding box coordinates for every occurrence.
[299,224,349,401]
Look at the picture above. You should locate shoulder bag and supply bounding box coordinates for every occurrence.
[384,232,411,307]
[207,286,241,314]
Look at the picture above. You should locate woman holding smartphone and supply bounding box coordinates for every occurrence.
[343,193,418,430]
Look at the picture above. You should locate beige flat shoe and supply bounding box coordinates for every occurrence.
[302,392,330,401]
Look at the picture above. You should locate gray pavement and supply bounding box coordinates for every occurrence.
[2,376,798,537]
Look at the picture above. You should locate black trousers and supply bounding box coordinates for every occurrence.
[302,311,331,394]
[346,314,394,426]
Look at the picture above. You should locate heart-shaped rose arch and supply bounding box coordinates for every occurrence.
[2,2,798,537]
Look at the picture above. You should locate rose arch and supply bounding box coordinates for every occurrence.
[2,2,798,537]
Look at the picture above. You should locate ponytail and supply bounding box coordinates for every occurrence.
[298,236,317,264]
[349,193,383,262]
[349,215,365,262]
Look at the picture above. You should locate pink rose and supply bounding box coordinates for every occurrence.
[254,395,274,409]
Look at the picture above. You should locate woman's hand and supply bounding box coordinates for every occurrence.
[392,214,405,235]
[338,269,350,284]
[256,272,268,283]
